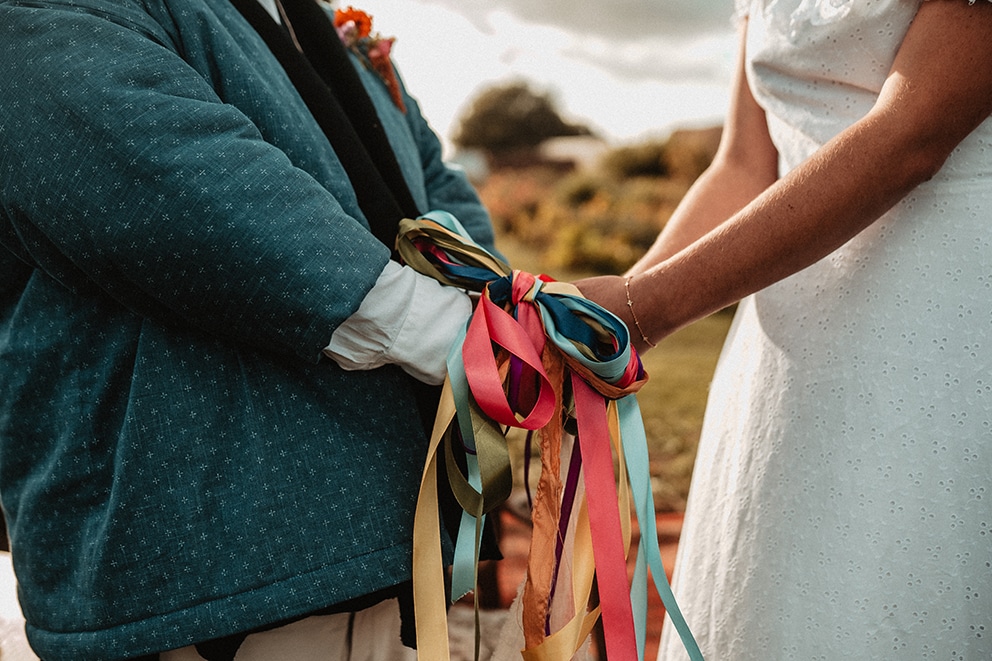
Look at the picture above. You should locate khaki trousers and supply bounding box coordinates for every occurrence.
[160,598,416,661]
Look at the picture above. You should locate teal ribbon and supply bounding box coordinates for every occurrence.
[401,209,703,661]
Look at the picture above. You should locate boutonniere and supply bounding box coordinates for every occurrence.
[334,6,407,113]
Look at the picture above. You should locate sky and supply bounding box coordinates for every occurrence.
[345,0,741,154]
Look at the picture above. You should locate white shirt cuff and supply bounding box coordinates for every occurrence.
[323,261,472,385]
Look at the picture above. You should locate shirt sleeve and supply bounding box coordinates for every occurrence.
[324,260,472,385]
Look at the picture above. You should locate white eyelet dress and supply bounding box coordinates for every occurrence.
[657,1,992,659]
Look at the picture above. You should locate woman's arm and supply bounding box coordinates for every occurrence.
[580,0,992,352]
[626,22,779,274]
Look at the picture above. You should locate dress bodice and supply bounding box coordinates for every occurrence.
[743,0,992,180]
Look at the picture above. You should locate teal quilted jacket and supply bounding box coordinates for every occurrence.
[0,0,495,658]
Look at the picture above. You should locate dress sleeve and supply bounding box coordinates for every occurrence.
[735,0,752,20]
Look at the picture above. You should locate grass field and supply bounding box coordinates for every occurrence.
[637,311,732,510]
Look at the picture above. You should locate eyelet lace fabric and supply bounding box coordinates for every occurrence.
[736,0,991,21]
[657,2,992,660]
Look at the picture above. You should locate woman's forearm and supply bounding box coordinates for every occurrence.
[628,22,778,275]
[628,111,961,341]
[626,155,777,276]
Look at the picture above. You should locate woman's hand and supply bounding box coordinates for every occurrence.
[574,274,659,355]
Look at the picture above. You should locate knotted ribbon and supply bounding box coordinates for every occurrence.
[402,211,703,661]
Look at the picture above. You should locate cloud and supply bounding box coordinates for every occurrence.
[412,0,740,87]
[562,32,736,83]
[419,0,737,42]
[362,0,738,147]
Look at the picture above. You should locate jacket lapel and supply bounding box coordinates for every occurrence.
[228,0,420,250]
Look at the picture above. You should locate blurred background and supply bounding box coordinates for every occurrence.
[350,0,740,511]
[358,4,743,657]
[354,0,739,156]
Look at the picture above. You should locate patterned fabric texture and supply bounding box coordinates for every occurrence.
[0,0,495,658]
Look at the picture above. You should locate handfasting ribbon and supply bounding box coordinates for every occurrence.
[402,210,703,661]
[446,324,510,604]
[570,373,637,660]
[615,396,702,660]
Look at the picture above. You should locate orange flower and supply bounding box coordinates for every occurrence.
[334,6,372,38]
[333,5,407,113]
[366,38,406,113]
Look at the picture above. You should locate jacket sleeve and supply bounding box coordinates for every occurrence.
[0,3,391,362]
[315,1,499,258]
[398,80,502,259]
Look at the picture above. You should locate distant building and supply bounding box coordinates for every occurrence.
[447,148,490,184]
[539,135,610,172]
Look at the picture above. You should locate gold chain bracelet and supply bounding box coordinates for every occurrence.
[624,276,657,348]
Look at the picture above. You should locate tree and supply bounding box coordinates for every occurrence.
[452,80,592,156]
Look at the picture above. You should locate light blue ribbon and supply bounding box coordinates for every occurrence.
[407,209,703,660]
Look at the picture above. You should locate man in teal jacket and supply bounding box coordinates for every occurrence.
[0,0,499,658]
